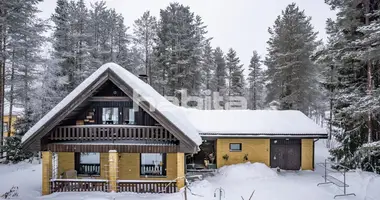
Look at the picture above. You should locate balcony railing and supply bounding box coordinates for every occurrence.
[49,125,177,142]
[78,163,100,176]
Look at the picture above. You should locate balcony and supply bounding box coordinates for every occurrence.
[49,125,178,142]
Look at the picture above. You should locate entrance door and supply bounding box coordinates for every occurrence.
[270,139,301,170]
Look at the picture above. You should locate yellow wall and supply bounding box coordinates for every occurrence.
[100,153,108,179]
[3,115,17,137]
[42,151,52,195]
[216,138,270,168]
[57,152,75,177]
[118,153,178,181]
[301,139,314,170]
[176,153,185,188]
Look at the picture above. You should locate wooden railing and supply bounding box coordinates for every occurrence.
[50,179,108,192]
[78,163,100,176]
[49,125,177,142]
[140,164,164,176]
[117,180,177,193]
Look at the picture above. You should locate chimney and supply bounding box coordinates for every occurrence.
[138,74,148,83]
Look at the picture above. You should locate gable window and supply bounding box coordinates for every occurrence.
[123,107,135,125]
[102,107,119,124]
[230,143,242,152]
[75,153,100,176]
[140,153,166,176]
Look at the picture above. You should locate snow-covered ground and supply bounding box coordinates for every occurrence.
[0,140,379,200]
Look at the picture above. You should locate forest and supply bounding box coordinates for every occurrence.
[0,0,379,172]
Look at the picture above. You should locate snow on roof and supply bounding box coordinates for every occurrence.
[21,63,202,146]
[3,99,23,116]
[183,109,327,135]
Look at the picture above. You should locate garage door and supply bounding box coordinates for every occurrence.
[270,139,301,170]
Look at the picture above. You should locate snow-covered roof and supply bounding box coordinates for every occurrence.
[184,109,327,136]
[21,63,202,147]
[3,99,23,116]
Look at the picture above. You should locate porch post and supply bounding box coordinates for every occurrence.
[176,153,185,189]
[108,150,118,192]
[42,151,52,195]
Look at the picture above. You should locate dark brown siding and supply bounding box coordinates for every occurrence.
[45,143,179,153]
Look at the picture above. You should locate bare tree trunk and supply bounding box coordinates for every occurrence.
[7,49,15,138]
[0,0,6,154]
[365,0,373,143]
[145,26,151,85]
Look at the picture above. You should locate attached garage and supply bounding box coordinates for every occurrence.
[185,109,327,171]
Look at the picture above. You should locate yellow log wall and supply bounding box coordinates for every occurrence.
[301,139,314,170]
[42,151,52,195]
[216,138,270,168]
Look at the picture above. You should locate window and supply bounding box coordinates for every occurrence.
[140,153,166,176]
[3,123,8,133]
[102,107,119,124]
[230,143,242,152]
[75,153,100,176]
[123,107,135,125]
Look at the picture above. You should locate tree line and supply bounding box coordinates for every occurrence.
[1,0,379,172]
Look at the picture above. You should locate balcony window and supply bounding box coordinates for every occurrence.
[140,153,166,176]
[102,107,119,124]
[123,107,135,125]
[75,152,100,176]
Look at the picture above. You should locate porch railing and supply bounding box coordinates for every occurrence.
[78,163,100,176]
[117,180,177,193]
[49,125,177,142]
[50,179,108,192]
[140,164,164,176]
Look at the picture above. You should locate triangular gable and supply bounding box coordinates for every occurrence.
[21,63,202,152]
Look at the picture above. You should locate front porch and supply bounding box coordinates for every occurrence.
[49,179,177,193]
[42,150,184,195]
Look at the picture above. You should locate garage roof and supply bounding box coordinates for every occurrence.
[184,109,327,137]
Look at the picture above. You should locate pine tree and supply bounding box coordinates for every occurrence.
[51,0,75,96]
[201,40,216,92]
[247,51,265,110]
[213,47,227,94]
[226,48,245,97]
[70,0,91,84]
[264,3,320,114]
[324,0,380,170]
[154,3,208,98]
[2,0,46,138]
[133,11,157,85]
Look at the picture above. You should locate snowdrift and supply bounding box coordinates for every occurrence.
[216,162,277,181]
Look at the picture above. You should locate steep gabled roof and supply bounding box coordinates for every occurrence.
[184,109,327,138]
[21,63,202,152]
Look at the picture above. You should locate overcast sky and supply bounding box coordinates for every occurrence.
[38,0,336,71]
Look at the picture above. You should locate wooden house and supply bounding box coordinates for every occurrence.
[21,63,327,196]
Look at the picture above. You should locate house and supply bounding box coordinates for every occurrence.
[20,63,327,196]
[3,99,23,137]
